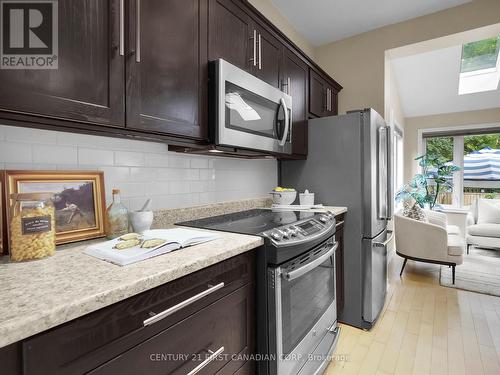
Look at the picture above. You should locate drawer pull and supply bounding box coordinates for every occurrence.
[187,346,225,375]
[143,282,225,326]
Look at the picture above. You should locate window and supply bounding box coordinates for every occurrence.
[458,36,500,95]
[423,131,500,207]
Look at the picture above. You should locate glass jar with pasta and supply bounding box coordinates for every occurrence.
[9,193,56,262]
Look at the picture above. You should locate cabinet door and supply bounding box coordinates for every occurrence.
[0,0,124,126]
[252,25,282,88]
[309,69,327,118]
[208,0,252,72]
[89,284,254,375]
[282,50,308,155]
[126,0,207,139]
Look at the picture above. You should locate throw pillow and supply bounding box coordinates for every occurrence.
[477,199,500,224]
[402,200,428,222]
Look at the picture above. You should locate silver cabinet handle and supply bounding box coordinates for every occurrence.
[328,89,332,111]
[258,33,262,70]
[287,76,291,95]
[135,0,141,62]
[187,346,225,375]
[119,0,124,56]
[249,29,256,66]
[374,230,394,247]
[143,282,225,326]
[284,242,338,281]
[326,89,329,111]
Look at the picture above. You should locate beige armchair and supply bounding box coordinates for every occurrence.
[394,210,465,284]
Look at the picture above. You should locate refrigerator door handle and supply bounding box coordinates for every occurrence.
[386,126,394,219]
[377,127,388,219]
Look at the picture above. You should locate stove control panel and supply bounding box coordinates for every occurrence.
[262,211,336,245]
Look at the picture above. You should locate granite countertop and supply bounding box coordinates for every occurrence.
[0,228,263,348]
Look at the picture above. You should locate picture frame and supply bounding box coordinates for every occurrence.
[0,170,6,255]
[4,171,106,246]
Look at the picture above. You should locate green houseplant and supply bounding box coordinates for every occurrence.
[396,154,460,210]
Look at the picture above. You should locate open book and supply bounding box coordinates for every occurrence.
[84,228,219,266]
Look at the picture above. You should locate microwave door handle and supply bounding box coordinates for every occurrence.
[386,126,394,219]
[283,242,338,281]
[278,97,289,147]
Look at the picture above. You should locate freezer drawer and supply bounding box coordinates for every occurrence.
[362,229,388,325]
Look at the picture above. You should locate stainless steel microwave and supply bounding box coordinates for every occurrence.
[211,59,293,155]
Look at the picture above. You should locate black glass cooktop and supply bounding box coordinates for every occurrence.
[177,208,317,235]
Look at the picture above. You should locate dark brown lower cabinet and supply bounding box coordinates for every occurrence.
[1,251,255,375]
[335,213,345,314]
[89,284,253,375]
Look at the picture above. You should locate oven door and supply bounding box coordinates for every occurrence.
[215,59,292,154]
[269,239,337,374]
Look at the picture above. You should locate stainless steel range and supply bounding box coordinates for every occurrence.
[178,209,341,375]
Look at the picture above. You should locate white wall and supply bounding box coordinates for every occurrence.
[315,0,500,117]
[0,125,277,211]
[248,0,316,59]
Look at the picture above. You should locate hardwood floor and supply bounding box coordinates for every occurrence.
[325,254,500,375]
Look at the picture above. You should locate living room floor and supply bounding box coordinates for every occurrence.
[326,254,500,375]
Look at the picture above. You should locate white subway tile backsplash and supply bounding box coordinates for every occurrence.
[5,126,57,144]
[169,181,191,194]
[157,168,199,181]
[0,124,277,210]
[145,153,169,168]
[78,148,114,166]
[130,167,157,180]
[199,169,215,180]
[0,142,32,163]
[114,151,145,167]
[113,182,145,198]
[189,180,209,193]
[145,182,169,196]
[190,157,209,169]
[33,144,77,165]
[168,155,191,169]
[99,166,130,182]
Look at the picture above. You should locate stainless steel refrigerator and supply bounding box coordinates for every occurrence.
[281,108,394,330]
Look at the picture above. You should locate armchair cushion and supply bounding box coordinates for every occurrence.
[425,209,447,228]
[467,223,500,238]
[477,199,500,224]
[447,235,465,256]
[446,225,461,235]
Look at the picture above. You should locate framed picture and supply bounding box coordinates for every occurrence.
[4,171,106,245]
[0,171,6,255]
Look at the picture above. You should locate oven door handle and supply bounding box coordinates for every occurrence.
[278,97,289,147]
[283,242,338,281]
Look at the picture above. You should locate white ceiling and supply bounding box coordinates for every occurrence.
[271,0,471,46]
[391,45,500,117]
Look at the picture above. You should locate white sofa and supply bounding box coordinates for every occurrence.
[466,199,500,253]
[394,210,465,284]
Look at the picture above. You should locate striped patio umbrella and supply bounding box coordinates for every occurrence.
[464,147,500,180]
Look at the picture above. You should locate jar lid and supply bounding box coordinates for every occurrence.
[10,192,54,201]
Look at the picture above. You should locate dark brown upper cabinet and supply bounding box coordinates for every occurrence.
[281,49,308,156]
[250,24,282,88]
[208,0,252,73]
[309,69,339,118]
[0,0,125,126]
[125,0,207,140]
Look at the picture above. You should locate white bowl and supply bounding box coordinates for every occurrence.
[129,211,154,234]
[270,191,297,205]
